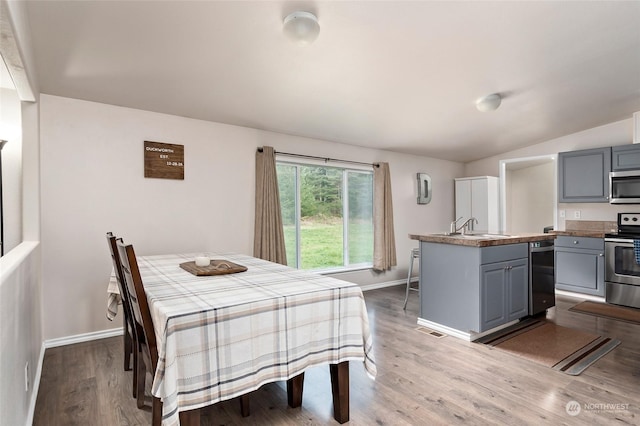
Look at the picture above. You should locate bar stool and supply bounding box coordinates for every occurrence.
[403,247,420,310]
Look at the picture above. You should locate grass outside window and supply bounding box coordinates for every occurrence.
[277,162,373,271]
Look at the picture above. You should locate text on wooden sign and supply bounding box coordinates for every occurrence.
[144,141,184,180]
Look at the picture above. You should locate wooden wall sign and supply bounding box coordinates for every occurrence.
[144,141,184,180]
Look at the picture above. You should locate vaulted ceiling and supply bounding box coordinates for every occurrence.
[24,1,640,162]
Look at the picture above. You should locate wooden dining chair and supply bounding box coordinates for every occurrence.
[115,242,252,424]
[116,240,163,426]
[106,232,138,398]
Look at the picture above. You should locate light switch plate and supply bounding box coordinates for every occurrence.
[559,210,565,218]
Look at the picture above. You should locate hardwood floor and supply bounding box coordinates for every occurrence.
[34,286,640,425]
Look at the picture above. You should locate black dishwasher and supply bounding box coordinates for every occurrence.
[529,240,555,315]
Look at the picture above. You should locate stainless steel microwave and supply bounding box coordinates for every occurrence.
[610,170,640,203]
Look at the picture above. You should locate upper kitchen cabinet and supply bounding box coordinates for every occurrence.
[455,176,499,233]
[558,147,611,203]
[612,144,640,171]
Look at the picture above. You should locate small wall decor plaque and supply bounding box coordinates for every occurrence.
[144,141,184,180]
[417,173,432,204]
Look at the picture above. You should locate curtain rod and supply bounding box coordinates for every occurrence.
[258,147,379,168]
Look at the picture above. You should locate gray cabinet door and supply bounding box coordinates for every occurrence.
[507,259,529,321]
[558,147,611,202]
[481,258,529,331]
[612,144,640,171]
[480,261,508,331]
[555,247,605,296]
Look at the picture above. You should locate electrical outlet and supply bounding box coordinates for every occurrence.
[559,210,565,218]
[574,210,581,219]
[24,362,29,392]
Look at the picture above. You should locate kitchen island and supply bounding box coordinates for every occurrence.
[408,232,555,340]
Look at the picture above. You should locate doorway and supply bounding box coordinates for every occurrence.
[499,155,557,234]
[0,56,23,255]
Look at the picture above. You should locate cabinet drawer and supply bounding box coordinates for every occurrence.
[555,236,604,250]
[480,243,528,264]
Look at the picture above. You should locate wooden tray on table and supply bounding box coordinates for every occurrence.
[179,260,247,276]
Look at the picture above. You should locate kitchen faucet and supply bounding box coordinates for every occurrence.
[450,217,464,234]
[459,217,478,234]
[450,217,478,235]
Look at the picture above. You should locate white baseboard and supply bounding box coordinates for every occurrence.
[25,341,46,426]
[417,318,473,340]
[555,289,606,303]
[360,279,410,292]
[44,327,124,349]
[417,317,518,342]
[26,328,123,426]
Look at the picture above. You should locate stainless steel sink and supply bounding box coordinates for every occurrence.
[435,232,516,239]
[435,232,517,240]
[460,234,514,239]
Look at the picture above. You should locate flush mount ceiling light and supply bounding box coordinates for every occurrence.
[475,93,502,112]
[283,11,320,45]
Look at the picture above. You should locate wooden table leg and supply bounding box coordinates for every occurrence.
[287,372,305,408]
[240,393,251,417]
[330,362,349,424]
[178,407,201,426]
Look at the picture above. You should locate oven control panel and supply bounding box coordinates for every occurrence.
[618,213,640,233]
[619,213,640,226]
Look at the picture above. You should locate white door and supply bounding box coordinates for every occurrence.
[471,178,489,232]
[455,179,472,224]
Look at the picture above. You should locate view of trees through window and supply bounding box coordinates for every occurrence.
[277,162,373,270]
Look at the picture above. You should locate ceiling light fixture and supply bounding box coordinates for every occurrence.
[283,11,320,45]
[475,93,502,112]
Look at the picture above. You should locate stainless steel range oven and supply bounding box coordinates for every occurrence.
[604,212,640,309]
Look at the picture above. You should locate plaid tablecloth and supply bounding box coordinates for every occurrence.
[107,252,376,426]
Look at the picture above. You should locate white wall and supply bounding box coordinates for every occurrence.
[0,87,22,253]
[0,2,43,426]
[466,118,635,229]
[39,94,464,340]
[507,162,555,233]
[0,242,42,426]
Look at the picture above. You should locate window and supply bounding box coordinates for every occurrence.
[276,160,373,271]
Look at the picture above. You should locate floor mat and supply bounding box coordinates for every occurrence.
[569,301,640,325]
[476,319,620,375]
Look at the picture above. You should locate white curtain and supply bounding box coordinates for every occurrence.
[373,162,397,271]
[253,146,287,265]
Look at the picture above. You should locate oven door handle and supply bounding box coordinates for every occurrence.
[605,238,634,245]
[530,246,554,253]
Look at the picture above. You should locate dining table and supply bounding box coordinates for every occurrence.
[107,252,376,426]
